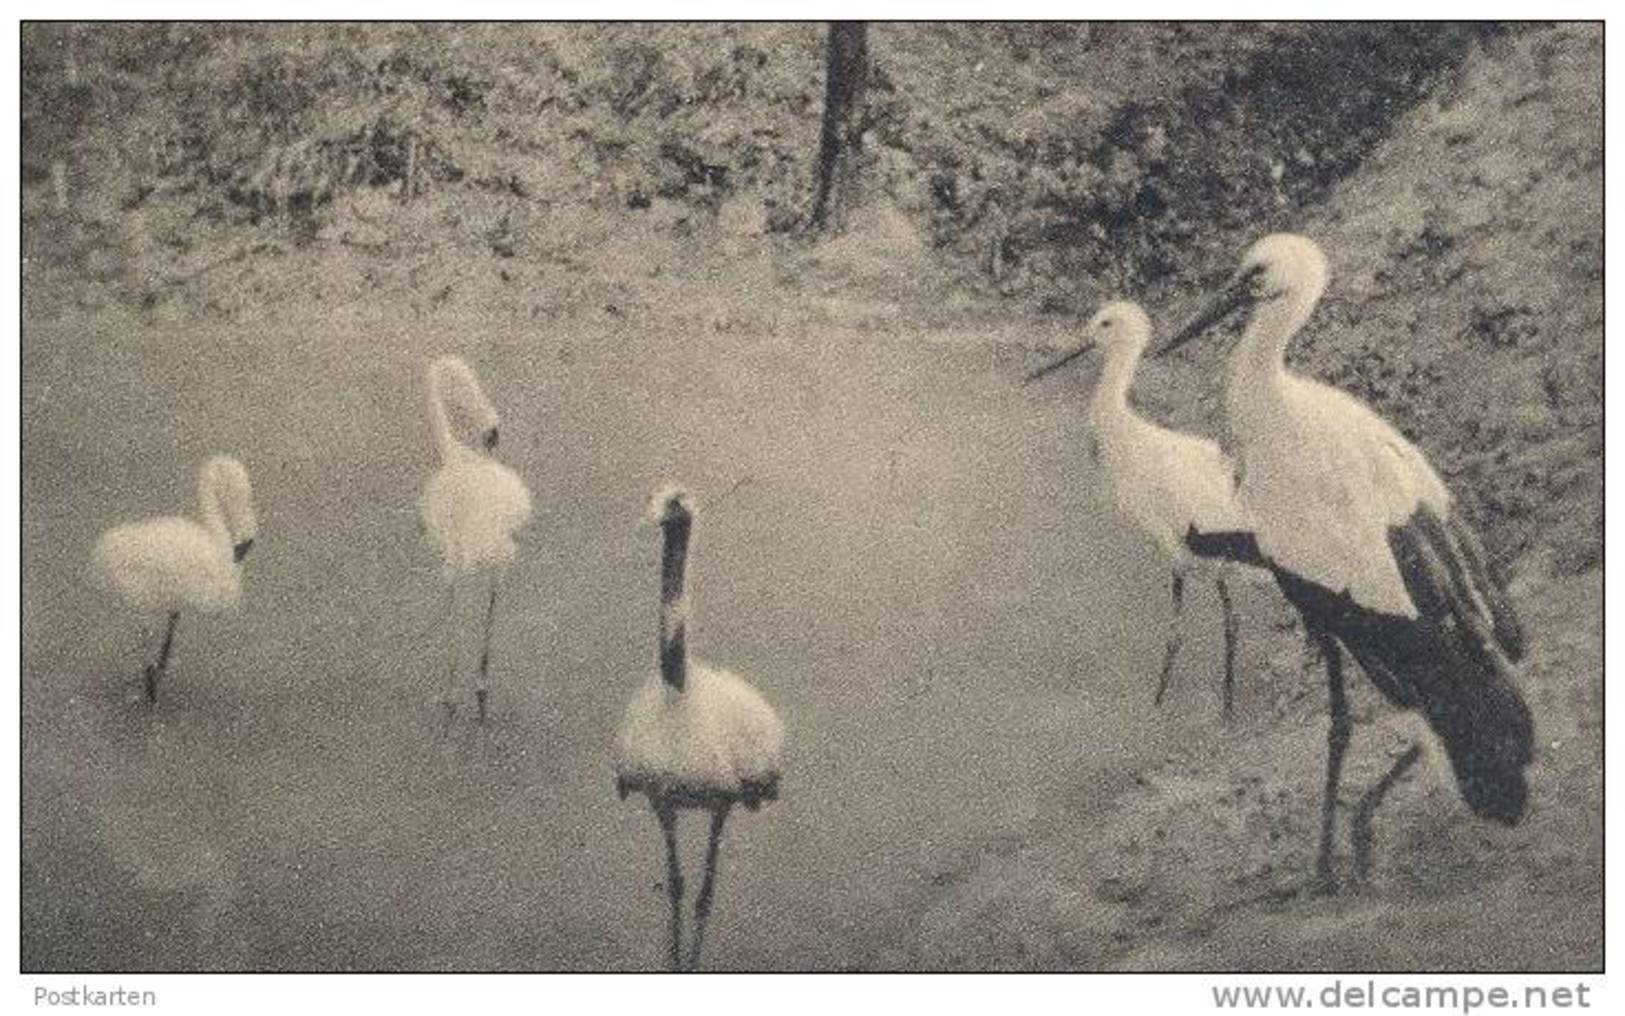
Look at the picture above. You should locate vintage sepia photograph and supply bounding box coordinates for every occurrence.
[16,16,1603,983]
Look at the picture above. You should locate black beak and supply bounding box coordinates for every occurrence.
[1158,275,1258,357]
[233,539,254,563]
[482,427,499,452]
[1024,339,1098,385]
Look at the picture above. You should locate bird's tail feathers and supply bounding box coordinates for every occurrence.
[1423,660,1533,825]
[1341,624,1532,825]
[1371,513,1536,825]
[1274,563,1534,828]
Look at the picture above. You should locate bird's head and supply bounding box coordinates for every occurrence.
[201,455,258,561]
[649,484,695,611]
[1160,233,1329,355]
[647,484,696,528]
[428,354,502,453]
[1085,300,1152,353]
[1024,300,1152,385]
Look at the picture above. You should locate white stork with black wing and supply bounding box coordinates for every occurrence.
[1161,233,1532,892]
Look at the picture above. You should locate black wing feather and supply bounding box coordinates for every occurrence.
[1271,544,1532,826]
[1185,509,1533,825]
[1441,510,1527,662]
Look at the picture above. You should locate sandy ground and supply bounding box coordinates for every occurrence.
[20,23,1601,971]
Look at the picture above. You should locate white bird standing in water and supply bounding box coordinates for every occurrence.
[91,455,258,703]
[419,354,532,725]
[615,485,783,972]
[1027,301,1260,716]
[1161,233,1531,892]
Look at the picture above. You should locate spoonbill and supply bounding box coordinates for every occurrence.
[615,485,783,971]
[91,455,258,703]
[1161,233,1532,891]
[1027,300,1262,716]
[419,354,532,725]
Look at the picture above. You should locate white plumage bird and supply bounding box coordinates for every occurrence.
[1027,300,1262,715]
[1162,233,1532,891]
[616,485,783,971]
[419,354,533,724]
[91,455,258,703]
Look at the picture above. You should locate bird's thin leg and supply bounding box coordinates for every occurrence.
[655,801,684,972]
[1153,570,1185,706]
[1314,631,1351,895]
[687,802,731,971]
[1352,744,1423,885]
[438,582,462,733]
[1216,575,1238,721]
[145,611,180,704]
[475,580,499,725]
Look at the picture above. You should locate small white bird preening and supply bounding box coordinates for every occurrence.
[1027,300,1263,716]
[615,485,784,972]
[1162,233,1532,892]
[91,455,258,703]
[420,354,533,725]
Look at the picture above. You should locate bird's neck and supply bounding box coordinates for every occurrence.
[1090,341,1140,429]
[196,467,231,553]
[426,364,460,463]
[1226,294,1309,430]
[658,513,692,691]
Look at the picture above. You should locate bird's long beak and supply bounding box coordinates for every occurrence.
[1024,339,1097,385]
[233,539,255,563]
[1158,275,1256,356]
[482,427,500,452]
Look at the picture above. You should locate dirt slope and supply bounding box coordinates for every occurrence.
[901,23,1602,971]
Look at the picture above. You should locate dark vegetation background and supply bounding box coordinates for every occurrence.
[21,22,1601,970]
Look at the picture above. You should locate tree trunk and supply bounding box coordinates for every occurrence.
[810,22,869,231]
[56,29,80,213]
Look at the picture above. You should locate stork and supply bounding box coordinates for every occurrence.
[91,455,258,703]
[615,485,784,971]
[419,355,533,725]
[1160,233,1532,891]
[1028,301,1263,716]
